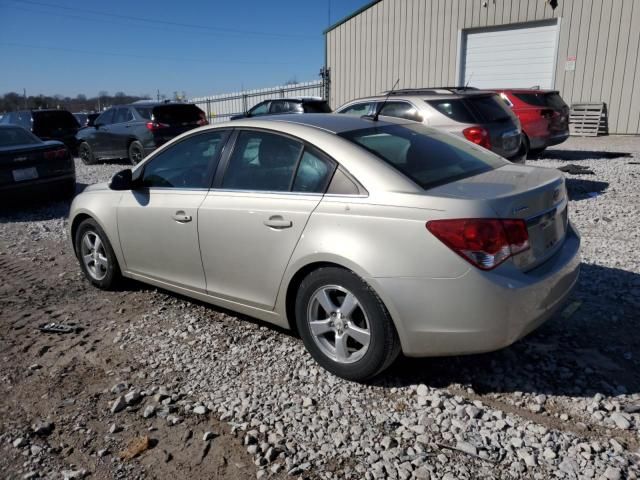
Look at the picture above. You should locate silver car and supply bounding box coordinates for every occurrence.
[336,88,525,163]
[69,114,580,381]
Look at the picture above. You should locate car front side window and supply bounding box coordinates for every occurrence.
[96,109,114,125]
[250,102,270,116]
[141,131,228,189]
[338,102,373,116]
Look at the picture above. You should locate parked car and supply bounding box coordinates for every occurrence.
[0,125,75,199]
[69,114,580,381]
[76,102,207,165]
[230,97,332,120]
[0,109,80,153]
[336,88,525,163]
[493,89,570,157]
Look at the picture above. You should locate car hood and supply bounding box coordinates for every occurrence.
[83,182,110,193]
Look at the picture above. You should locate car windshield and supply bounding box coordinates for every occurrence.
[0,127,40,147]
[339,123,507,189]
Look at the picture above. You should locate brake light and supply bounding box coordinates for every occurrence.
[197,112,208,126]
[43,147,68,160]
[146,121,169,130]
[426,218,530,270]
[462,127,491,150]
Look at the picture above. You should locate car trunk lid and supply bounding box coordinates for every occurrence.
[426,164,568,270]
[149,104,207,145]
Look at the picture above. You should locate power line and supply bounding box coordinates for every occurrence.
[0,42,298,66]
[5,0,316,39]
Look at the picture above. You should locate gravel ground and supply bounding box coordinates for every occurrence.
[1,136,640,479]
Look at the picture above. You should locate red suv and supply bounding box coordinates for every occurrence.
[493,89,570,157]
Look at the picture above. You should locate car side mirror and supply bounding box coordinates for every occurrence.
[110,169,133,190]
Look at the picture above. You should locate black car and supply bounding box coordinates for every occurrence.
[0,109,80,153]
[73,112,100,128]
[0,125,75,199]
[230,97,332,120]
[76,102,207,165]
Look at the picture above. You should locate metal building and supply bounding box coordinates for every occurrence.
[325,0,640,134]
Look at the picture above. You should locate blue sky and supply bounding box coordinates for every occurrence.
[0,0,368,98]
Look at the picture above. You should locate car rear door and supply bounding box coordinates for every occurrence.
[109,107,134,157]
[198,129,336,310]
[117,130,230,291]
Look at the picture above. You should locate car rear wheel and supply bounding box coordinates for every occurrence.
[79,142,96,165]
[529,147,546,157]
[75,218,121,290]
[128,141,144,165]
[295,267,400,381]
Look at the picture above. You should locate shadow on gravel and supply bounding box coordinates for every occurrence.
[0,182,89,223]
[565,178,609,201]
[377,263,640,398]
[543,150,632,161]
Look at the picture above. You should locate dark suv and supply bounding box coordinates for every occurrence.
[231,97,331,120]
[76,102,207,165]
[0,109,80,153]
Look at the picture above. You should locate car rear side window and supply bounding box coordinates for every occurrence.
[222,131,303,192]
[141,131,227,189]
[114,108,132,124]
[426,99,476,123]
[379,101,423,122]
[135,107,152,120]
[292,149,334,193]
[339,124,506,190]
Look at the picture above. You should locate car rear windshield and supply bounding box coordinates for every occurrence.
[303,101,332,113]
[514,92,568,110]
[0,127,40,147]
[152,104,204,125]
[33,111,79,129]
[339,124,507,190]
[466,94,513,122]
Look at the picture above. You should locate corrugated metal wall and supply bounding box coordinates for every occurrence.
[326,0,640,134]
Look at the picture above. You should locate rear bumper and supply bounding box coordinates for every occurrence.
[0,173,75,197]
[545,132,570,147]
[529,131,569,150]
[372,223,581,357]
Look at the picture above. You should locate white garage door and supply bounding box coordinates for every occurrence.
[461,22,559,89]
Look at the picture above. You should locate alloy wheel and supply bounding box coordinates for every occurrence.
[80,231,108,281]
[307,285,371,364]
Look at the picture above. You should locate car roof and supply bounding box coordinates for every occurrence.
[344,89,496,103]
[491,88,559,94]
[236,113,412,134]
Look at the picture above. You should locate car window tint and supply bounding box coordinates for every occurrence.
[96,109,114,125]
[379,101,422,122]
[340,124,506,190]
[135,107,152,120]
[0,127,40,147]
[250,102,270,116]
[292,149,334,193]
[141,131,226,189]
[339,102,373,116]
[426,99,476,123]
[269,101,289,114]
[303,101,332,113]
[222,131,303,192]
[114,108,130,124]
[467,95,512,122]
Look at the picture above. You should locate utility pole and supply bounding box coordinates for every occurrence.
[23,88,27,108]
[157,89,160,102]
[327,0,331,26]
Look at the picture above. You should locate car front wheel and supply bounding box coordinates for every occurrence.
[295,267,400,381]
[74,218,121,290]
[128,141,144,165]
[79,142,96,165]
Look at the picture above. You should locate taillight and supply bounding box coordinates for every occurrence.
[197,112,208,126]
[426,218,530,270]
[462,126,491,150]
[43,147,68,160]
[146,121,169,130]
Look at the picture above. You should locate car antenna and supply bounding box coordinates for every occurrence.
[464,72,473,90]
[368,78,400,122]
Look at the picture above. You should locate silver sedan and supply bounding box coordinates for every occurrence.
[69,114,580,381]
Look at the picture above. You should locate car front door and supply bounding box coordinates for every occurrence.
[198,129,336,309]
[92,108,115,156]
[110,107,134,157]
[117,130,229,291]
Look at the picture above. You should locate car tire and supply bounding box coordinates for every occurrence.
[529,147,546,158]
[74,218,121,290]
[79,142,96,165]
[295,267,400,381]
[128,141,145,165]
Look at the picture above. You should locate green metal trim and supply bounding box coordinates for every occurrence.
[323,0,383,34]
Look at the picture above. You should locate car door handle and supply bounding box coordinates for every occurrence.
[264,215,292,229]
[172,211,192,223]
